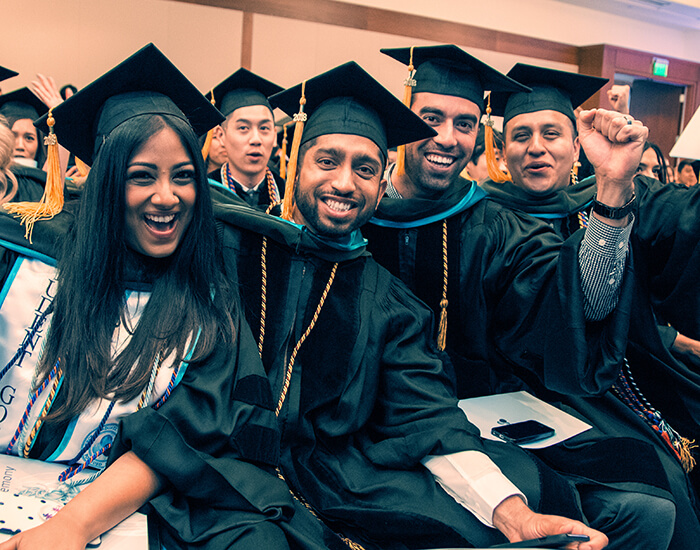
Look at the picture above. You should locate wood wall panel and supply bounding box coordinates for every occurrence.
[241,11,254,69]
[170,0,579,65]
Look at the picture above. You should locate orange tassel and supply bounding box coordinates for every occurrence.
[201,128,214,161]
[484,93,511,184]
[280,123,289,180]
[4,109,64,242]
[281,82,307,221]
[396,46,416,178]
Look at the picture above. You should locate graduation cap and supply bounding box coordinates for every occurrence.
[381,44,529,112]
[200,68,282,161]
[490,64,608,126]
[0,66,18,85]
[0,87,48,122]
[206,68,283,118]
[269,60,436,220]
[35,43,223,165]
[8,43,223,242]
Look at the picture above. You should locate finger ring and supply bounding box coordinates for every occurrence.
[624,116,633,125]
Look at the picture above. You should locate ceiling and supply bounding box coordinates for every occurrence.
[554,0,700,30]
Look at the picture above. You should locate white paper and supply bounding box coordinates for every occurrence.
[458,391,591,449]
[0,454,148,548]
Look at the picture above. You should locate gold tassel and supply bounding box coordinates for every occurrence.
[201,128,214,161]
[281,81,307,221]
[436,220,448,351]
[4,109,64,242]
[484,93,511,184]
[201,90,216,161]
[395,46,416,178]
[678,437,697,473]
[280,123,289,180]
[437,299,448,351]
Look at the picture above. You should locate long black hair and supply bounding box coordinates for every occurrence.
[642,141,668,185]
[38,114,234,422]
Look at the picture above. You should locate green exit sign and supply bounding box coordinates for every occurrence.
[652,57,669,78]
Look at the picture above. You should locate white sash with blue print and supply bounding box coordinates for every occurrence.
[0,254,192,467]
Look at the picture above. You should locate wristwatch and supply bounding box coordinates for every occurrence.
[592,193,636,220]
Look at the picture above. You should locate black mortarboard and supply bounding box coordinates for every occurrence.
[380,44,530,112]
[206,68,283,118]
[269,61,436,158]
[490,64,608,126]
[0,66,18,84]
[269,61,436,219]
[0,87,48,122]
[34,43,224,164]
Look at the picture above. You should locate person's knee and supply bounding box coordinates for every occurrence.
[615,491,675,529]
[583,489,675,549]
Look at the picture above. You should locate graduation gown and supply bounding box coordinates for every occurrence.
[0,208,300,550]
[480,175,700,546]
[364,176,629,399]
[214,201,612,550]
[480,175,700,443]
[363,176,686,540]
[9,163,45,202]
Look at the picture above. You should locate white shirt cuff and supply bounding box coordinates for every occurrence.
[422,451,526,527]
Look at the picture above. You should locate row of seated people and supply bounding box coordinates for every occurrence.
[0,43,698,550]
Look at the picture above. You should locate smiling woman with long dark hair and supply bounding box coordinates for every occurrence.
[0,45,297,550]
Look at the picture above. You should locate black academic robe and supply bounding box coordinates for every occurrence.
[209,166,285,210]
[364,177,629,399]
[213,201,615,550]
[480,175,700,546]
[9,163,45,202]
[363,176,686,540]
[480,175,700,444]
[0,208,301,550]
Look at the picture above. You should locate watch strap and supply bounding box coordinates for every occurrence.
[591,193,636,220]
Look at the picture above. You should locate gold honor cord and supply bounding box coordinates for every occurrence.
[257,241,361,548]
[437,219,449,351]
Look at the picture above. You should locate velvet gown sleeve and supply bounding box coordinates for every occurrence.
[359,273,487,467]
[111,309,296,548]
[474,204,631,396]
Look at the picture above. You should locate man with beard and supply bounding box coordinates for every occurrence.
[213,61,611,550]
[479,63,700,546]
[362,45,678,549]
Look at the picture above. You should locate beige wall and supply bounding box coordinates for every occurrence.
[251,13,577,98]
[2,0,242,91]
[1,0,693,100]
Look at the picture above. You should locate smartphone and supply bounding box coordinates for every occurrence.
[491,533,590,548]
[491,420,555,445]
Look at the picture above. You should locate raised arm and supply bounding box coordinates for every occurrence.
[576,109,647,321]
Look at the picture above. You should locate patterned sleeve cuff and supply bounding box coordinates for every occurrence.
[582,213,634,261]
